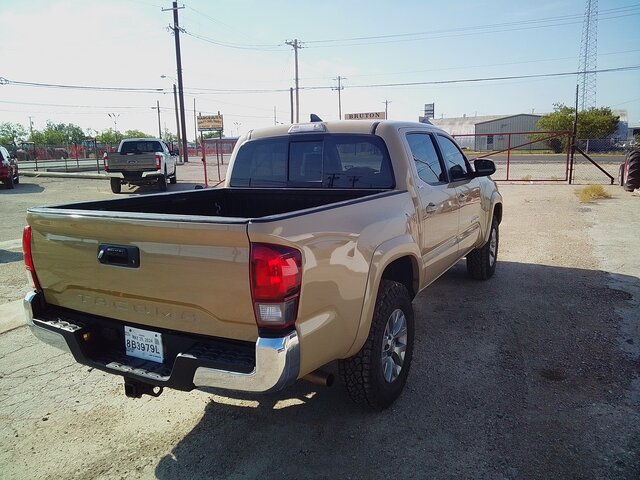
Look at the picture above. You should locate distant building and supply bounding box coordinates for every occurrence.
[428,113,543,150]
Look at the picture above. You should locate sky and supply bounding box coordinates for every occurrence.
[1,0,639,141]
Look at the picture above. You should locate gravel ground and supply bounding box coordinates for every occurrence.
[0,178,638,479]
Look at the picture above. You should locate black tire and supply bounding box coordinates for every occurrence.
[110,177,121,194]
[158,173,167,191]
[170,167,177,184]
[14,171,19,185]
[339,280,414,410]
[618,163,625,187]
[6,173,15,189]
[467,216,498,280]
[623,150,640,192]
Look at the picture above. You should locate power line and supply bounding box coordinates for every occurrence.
[304,4,640,46]
[0,77,162,93]
[182,29,284,51]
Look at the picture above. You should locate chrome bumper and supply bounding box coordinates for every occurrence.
[24,291,300,394]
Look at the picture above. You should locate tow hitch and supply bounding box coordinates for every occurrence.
[124,379,164,399]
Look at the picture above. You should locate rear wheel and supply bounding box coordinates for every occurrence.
[623,150,640,192]
[158,171,167,191]
[339,280,414,410]
[110,178,121,194]
[467,216,498,280]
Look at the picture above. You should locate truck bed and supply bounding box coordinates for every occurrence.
[35,187,392,220]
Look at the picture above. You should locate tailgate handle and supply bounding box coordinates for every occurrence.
[98,244,140,268]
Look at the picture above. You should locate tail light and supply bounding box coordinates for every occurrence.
[250,243,302,331]
[23,226,41,291]
[103,152,109,172]
[155,154,162,170]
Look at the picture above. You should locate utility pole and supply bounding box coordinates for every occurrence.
[332,76,345,120]
[290,88,294,123]
[164,2,189,162]
[273,106,277,125]
[285,39,302,122]
[382,100,392,119]
[173,84,182,161]
[28,116,34,137]
[193,98,198,156]
[154,100,162,138]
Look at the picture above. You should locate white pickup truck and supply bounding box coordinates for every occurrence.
[103,138,178,193]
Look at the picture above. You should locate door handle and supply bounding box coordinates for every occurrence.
[425,203,437,214]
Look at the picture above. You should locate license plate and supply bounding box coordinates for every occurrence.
[124,326,164,363]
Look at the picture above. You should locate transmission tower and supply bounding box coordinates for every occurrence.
[577,0,598,111]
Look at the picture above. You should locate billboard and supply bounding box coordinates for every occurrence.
[197,114,223,131]
[344,111,386,120]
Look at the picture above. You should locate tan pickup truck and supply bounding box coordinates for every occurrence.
[23,120,502,410]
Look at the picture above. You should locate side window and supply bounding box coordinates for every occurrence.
[437,135,469,181]
[406,133,444,184]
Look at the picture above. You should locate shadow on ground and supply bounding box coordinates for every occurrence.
[155,261,639,480]
[0,183,45,194]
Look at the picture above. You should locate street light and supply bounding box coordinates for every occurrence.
[108,113,120,133]
[233,121,242,137]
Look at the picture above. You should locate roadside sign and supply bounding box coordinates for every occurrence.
[197,114,223,131]
[424,103,435,118]
[344,112,386,120]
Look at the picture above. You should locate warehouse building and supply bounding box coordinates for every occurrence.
[427,113,543,151]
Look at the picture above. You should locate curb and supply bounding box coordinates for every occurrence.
[21,171,108,180]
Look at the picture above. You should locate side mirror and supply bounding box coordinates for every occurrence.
[171,149,179,156]
[473,158,496,177]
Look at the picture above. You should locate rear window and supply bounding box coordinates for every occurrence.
[230,134,394,188]
[120,141,164,154]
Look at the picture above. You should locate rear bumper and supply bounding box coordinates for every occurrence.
[106,171,163,181]
[24,291,300,394]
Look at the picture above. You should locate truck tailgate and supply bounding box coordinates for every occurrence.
[108,153,157,171]
[27,211,257,342]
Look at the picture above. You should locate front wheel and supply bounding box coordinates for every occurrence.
[6,174,14,189]
[467,216,498,280]
[339,280,414,410]
[169,167,177,184]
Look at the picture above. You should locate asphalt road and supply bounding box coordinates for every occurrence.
[0,177,638,479]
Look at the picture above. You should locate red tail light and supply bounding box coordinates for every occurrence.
[250,243,302,330]
[103,152,109,172]
[22,226,41,291]
[155,154,162,170]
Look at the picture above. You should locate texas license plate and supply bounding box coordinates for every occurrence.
[124,326,164,363]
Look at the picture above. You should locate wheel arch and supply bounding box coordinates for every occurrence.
[345,235,421,358]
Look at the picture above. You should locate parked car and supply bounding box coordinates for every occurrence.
[0,145,19,189]
[103,138,178,193]
[23,120,502,410]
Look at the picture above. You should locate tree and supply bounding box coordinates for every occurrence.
[0,122,27,149]
[122,129,152,139]
[533,103,619,152]
[96,129,123,146]
[30,121,86,145]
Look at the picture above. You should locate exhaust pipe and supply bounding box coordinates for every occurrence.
[302,370,334,387]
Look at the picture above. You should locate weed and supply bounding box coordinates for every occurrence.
[576,185,612,203]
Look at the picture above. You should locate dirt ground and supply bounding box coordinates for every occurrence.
[0,178,638,479]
